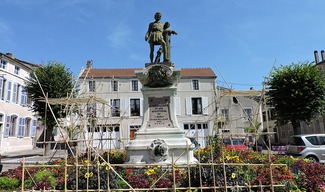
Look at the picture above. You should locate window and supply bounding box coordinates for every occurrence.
[221,108,229,121]
[243,108,252,121]
[14,66,20,75]
[9,115,17,136]
[25,118,31,137]
[129,125,141,140]
[306,136,319,145]
[186,97,208,115]
[112,80,118,91]
[131,80,138,91]
[0,59,7,69]
[192,80,199,90]
[192,97,202,115]
[233,97,238,104]
[111,99,120,117]
[130,99,140,116]
[87,103,97,117]
[89,80,95,92]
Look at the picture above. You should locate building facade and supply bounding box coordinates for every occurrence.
[77,63,217,149]
[217,89,264,144]
[0,53,38,154]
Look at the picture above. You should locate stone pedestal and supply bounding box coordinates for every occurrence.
[125,63,197,164]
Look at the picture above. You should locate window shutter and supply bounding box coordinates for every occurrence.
[202,97,209,115]
[174,97,181,116]
[17,117,23,137]
[0,77,3,100]
[12,83,18,103]
[4,115,10,137]
[120,98,129,117]
[140,98,144,116]
[105,98,110,117]
[6,81,12,102]
[185,97,192,115]
[30,119,37,137]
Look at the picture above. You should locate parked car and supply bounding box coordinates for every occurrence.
[223,138,248,151]
[286,134,325,163]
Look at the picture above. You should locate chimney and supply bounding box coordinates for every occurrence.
[86,60,93,68]
[5,53,16,59]
[321,50,325,61]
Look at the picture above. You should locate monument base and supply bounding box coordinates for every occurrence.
[125,65,198,165]
[125,128,197,164]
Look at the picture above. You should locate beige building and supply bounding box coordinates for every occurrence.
[77,62,217,149]
[0,53,38,153]
[217,89,264,144]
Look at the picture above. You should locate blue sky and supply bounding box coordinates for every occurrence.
[1,0,325,90]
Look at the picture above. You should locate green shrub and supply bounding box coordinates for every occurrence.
[0,176,19,190]
[24,169,57,190]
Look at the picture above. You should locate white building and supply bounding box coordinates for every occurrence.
[77,63,217,149]
[0,53,38,154]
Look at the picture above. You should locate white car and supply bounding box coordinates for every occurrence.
[286,134,325,163]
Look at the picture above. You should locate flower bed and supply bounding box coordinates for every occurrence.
[0,146,325,191]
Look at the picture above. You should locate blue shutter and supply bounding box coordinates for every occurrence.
[6,81,12,102]
[17,117,23,137]
[30,119,37,137]
[20,86,25,105]
[12,83,18,103]
[4,115,10,137]
[0,77,3,100]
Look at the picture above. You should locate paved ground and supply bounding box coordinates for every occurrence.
[1,148,67,173]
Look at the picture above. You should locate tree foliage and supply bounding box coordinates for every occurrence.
[25,61,74,140]
[266,61,325,135]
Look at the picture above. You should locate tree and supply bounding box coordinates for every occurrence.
[25,61,74,147]
[266,61,325,135]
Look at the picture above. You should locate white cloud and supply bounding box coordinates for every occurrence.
[106,23,132,49]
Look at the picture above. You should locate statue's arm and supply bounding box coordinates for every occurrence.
[145,23,152,41]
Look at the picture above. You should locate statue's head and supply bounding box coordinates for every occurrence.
[164,22,170,29]
[154,12,162,20]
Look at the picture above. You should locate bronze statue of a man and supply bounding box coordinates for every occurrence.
[145,12,168,63]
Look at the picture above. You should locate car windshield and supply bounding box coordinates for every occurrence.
[288,137,305,146]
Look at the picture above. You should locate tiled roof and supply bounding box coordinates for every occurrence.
[80,67,216,78]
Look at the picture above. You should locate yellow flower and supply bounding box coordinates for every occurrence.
[145,169,155,176]
[84,159,90,165]
[231,173,236,179]
[84,172,93,178]
[106,166,110,170]
[101,161,107,166]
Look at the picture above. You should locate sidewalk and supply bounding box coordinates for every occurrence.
[1,147,44,158]
[1,148,67,173]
